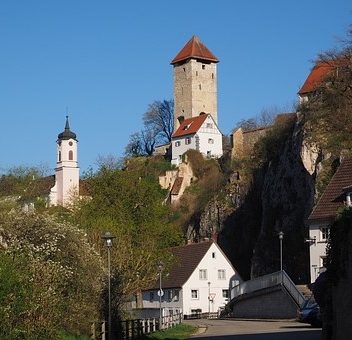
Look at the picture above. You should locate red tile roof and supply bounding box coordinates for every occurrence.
[308,158,352,222]
[171,35,219,65]
[298,62,332,95]
[172,113,209,138]
[154,240,214,289]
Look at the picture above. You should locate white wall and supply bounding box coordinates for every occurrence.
[309,222,329,282]
[182,242,240,315]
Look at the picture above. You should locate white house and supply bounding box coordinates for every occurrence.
[171,113,223,166]
[141,239,242,318]
[307,157,352,282]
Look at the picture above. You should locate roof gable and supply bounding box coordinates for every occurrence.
[172,114,214,138]
[154,240,215,289]
[171,35,219,65]
[309,158,352,222]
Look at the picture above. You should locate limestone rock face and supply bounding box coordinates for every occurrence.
[300,139,322,175]
[186,121,321,282]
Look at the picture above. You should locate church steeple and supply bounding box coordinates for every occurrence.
[58,116,77,141]
[50,116,79,207]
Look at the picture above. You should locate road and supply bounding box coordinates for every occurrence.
[183,319,322,340]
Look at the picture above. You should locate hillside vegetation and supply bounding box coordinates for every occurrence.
[1,32,352,338]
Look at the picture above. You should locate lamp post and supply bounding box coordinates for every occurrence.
[207,282,211,318]
[102,232,116,340]
[157,261,164,330]
[278,231,284,283]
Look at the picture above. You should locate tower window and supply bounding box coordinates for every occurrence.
[196,71,198,76]
[202,65,205,70]
[212,73,214,79]
[58,151,61,162]
[69,150,73,160]
[199,84,201,90]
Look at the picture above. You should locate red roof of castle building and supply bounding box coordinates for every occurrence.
[171,35,219,65]
[298,62,333,95]
[308,158,352,222]
[172,113,209,138]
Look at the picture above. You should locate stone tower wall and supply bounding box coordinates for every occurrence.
[173,59,217,131]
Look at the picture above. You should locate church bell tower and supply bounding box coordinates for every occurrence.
[50,116,79,207]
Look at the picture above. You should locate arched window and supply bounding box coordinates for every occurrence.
[69,150,73,160]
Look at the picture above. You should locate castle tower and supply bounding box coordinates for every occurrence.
[49,116,79,207]
[171,35,219,132]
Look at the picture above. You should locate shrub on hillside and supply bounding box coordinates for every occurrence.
[0,211,104,339]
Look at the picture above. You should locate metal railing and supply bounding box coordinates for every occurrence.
[230,270,306,306]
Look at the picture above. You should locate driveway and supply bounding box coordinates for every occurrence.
[183,319,322,339]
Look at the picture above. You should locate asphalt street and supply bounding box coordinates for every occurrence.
[183,319,322,340]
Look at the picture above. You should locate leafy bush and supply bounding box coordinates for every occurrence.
[0,211,104,338]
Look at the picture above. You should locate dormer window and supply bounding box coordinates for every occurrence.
[183,122,193,130]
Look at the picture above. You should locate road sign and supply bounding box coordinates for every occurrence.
[157,289,164,297]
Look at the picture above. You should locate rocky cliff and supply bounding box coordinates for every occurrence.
[184,114,324,282]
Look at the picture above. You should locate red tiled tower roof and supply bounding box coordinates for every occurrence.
[309,158,352,222]
[171,35,219,65]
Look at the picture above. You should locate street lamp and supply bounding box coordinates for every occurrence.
[102,232,116,340]
[278,231,284,281]
[157,261,164,330]
[207,282,211,318]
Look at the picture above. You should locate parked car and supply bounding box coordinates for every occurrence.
[297,297,322,327]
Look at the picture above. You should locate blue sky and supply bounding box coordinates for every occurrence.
[1,1,351,174]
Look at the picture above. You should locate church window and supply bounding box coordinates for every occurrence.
[69,150,73,160]
[199,84,201,90]
[196,71,198,76]
[58,151,61,162]
[212,73,214,79]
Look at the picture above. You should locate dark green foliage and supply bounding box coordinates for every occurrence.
[326,207,352,285]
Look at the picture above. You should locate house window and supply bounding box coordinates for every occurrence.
[206,123,213,129]
[320,226,329,241]
[149,292,154,302]
[212,252,216,259]
[185,137,191,145]
[175,141,181,147]
[222,289,229,299]
[202,65,205,70]
[168,290,173,301]
[174,290,179,301]
[196,71,198,76]
[191,289,199,299]
[199,84,202,90]
[218,269,226,280]
[208,138,214,144]
[199,269,207,280]
[321,256,327,269]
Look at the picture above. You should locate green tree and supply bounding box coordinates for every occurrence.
[73,164,183,313]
